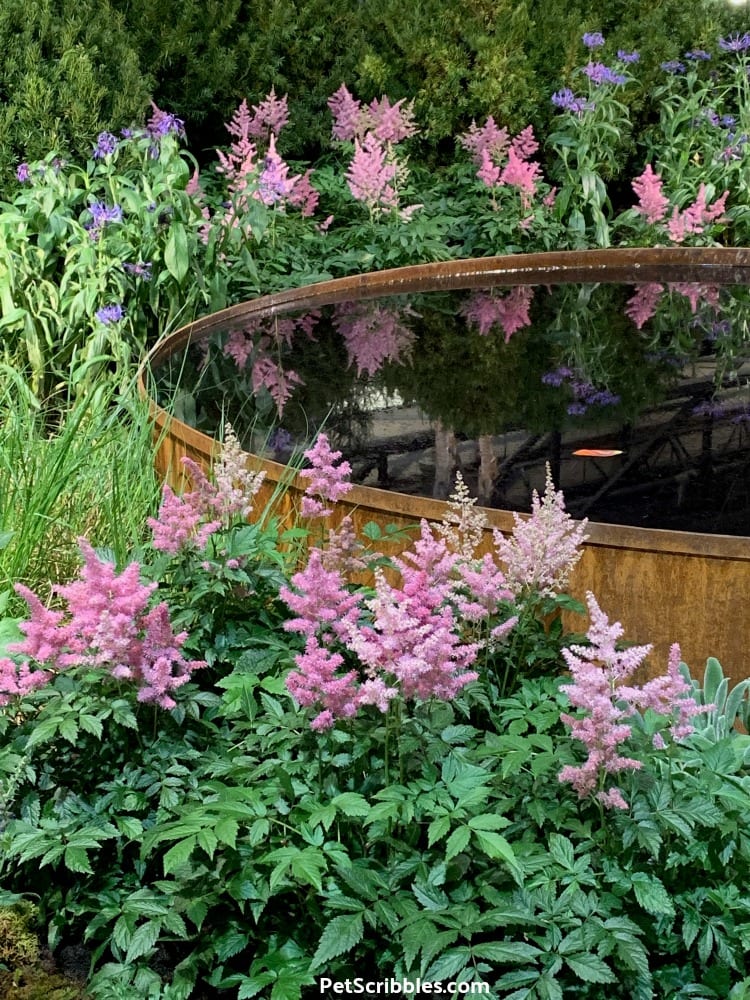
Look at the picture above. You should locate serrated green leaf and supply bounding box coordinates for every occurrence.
[79,714,103,739]
[197,827,218,859]
[427,815,451,847]
[445,825,472,861]
[331,792,370,817]
[310,914,364,970]
[125,920,162,963]
[64,845,92,874]
[473,941,543,963]
[163,836,196,876]
[424,947,472,981]
[412,881,450,911]
[215,929,250,962]
[58,715,79,744]
[565,952,616,984]
[214,816,238,849]
[472,830,524,883]
[631,873,675,917]
[116,816,143,841]
[238,973,275,999]
[468,813,510,831]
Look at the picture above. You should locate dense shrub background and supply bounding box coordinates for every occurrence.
[0,0,744,184]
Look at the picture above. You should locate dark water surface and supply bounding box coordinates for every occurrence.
[155,280,750,536]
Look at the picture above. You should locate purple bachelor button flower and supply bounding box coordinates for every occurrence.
[567,402,588,416]
[661,60,686,74]
[93,132,118,158]
[721,115,736,128]
[89,201,122,226]
[719,33,750,53]
[685,49,711,61]
[617,50,640,63]
[16,162,30,183]
[551,88,595,114]
[583,62,628,85]
[95,304,124,325]
[582,32,605,49]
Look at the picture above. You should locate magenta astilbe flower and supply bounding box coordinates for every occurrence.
[287,168,320,217]
[620,642,710,742]
[668,282,719,313]
[477,149,501,188]
[500,147,541,207]
[632,164,669,223]
[224,329,254,368]
[137,603,204,709]
[493,464,588,598]
[0,657,50,705]
[285,638,361,730]
[281,548,361,643]
[148,481,221,555]
[625,282,664,328]
[298,433,353,516]
[346,134,399,213]
[334,301,416,375]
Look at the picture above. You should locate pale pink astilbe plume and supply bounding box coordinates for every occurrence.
[619,642,711,743]
[281,547,361,644]
[624,282,664,329]
[458,116,510,165]
[477,149,501,188]
[251,355,303,416]
[667,185,729,243]
[247,87,290,141]
[10,587,69,664]
[10,541,204,709]
[558,592,650,808]
[346,134,399,213]
[320,515,367,574]
[298,432,352,518]
[0,657,50,705]
[287,168,320,217]
[437,470,488,559]
[543,187,557,209]
[257,133,298,205]
[217,99,257,179]
[510,125,539,160]
[668,282,720,314]
[500,147,541,208]
[328,84,364,141]
[213,423,266,519]
[367,95,418,143]
[224,328,254,368]
[461,286,534,342]
[493,464,588,599]
[333,301,416,375]
[454,554,513,621]
[631,164,669,224]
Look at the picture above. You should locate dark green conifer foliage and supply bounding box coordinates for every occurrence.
[0,0,151,179]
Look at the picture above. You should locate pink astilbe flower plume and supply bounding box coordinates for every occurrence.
[461,286,534,342]
[631,164,669,223]
[625,282,664,328]
[5,541,204,709]
[493,465,588,598]
[298,433,353,518]
[346,134,399,213]
[333,301,416,375]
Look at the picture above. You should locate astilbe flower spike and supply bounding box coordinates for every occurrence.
[493,464,588,598]
[298,433,353,518]
[4,541,204,709]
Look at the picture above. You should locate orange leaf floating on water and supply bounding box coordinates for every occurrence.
[572,448,623,458]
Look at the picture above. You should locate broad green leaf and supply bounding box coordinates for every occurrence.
[631,873,675,917]
[64,845,92,874]
[473,941,543,963]
[214,817,239,849]
[427,815,451,846]
[164,223,189,282]
[331,792,370,817]
[310,913,364,970]
[468,813,510,831]
[472,830,524,884]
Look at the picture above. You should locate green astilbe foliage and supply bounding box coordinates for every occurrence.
[0,0,151,184]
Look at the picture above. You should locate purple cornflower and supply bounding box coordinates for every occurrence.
[147,103,185,139]
[93,131,118,158]
[551,88,595,114]
[16,162,30,183]
[617,50,640,63]
[95,303,124,325]
[541,365,573,387]
[661,60,686,74]
[122,261,153,280]
[89,201,122,226]
[721,114,736,128]
[582,32,605,49]
[719,33,750,53]
[685,49,711,61]
[582,62,628,85]
[567,402,588,416]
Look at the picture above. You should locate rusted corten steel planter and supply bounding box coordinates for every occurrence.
[139,248,750,683]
